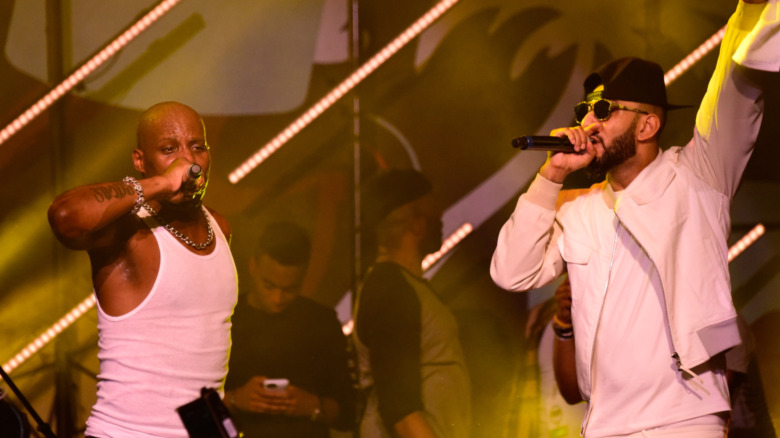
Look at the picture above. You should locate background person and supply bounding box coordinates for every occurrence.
[224,221,355,438]
[354,169,471,438]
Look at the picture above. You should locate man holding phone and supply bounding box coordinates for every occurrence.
[224,222,354,437]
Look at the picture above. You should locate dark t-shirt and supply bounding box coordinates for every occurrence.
[355,262,425,428]
[355,263,471,436]
[225,295,354,437]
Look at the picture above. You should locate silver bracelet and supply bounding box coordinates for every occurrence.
[123,176,144,214]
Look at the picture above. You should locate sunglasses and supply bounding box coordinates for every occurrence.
[574,99,649,124]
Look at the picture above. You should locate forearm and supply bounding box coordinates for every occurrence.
[394,411,438,438]
[698,0,769,135]
[48,175,171,249]
[490,175,564,291]
[540,160,572,184]
[317,396,341,426]
[553,335,582,404]
[690,0,773,196]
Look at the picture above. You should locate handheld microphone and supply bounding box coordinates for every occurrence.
[511,135,576,152]
[187,164,203,180]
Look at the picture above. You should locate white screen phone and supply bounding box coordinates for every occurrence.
[263,378,289,392]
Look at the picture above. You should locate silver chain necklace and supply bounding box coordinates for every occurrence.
[142,203,214,250]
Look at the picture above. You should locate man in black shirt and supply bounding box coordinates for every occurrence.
[224,221,354,437]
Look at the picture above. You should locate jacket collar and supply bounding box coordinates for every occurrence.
[603,148,675,211]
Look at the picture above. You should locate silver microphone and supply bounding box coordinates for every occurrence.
[187,164,203,180]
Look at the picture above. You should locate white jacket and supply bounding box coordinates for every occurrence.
[491,0,778,373]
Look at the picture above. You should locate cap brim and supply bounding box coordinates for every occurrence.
[665,103,695,111]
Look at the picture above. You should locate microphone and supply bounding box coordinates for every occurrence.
[511,135,576,152]
[187,164,203,180]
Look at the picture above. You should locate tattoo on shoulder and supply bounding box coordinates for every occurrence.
[92,182,135,202]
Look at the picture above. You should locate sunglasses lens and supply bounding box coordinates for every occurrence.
[574,103,589,123]
[593,100,612,120]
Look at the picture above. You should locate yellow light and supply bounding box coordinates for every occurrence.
[2,295,96,374]
[422,222,473,271]
[665,26,727,85]
[728,224,765,262]
[341,319,354,336]
[0,0,182,147]
[229,0,461,183]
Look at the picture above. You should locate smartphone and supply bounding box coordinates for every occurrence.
[263,378,289,393]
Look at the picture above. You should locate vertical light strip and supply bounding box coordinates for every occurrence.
[228,0,460,184]
[728,223,765,262]
[2,295,97,374]
[422,222,473,271]
[0,0,182,147]
[664,25,727,86]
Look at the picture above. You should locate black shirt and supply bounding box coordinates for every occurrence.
[225,295,354,437]
[355,262,425,428]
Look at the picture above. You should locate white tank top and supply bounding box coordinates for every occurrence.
[86,208,237,438]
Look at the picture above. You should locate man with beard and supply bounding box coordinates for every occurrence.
[354,169,471,438]
[490,0,778,436]
[48,102,237,437]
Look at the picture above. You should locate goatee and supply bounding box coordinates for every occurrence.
[587,116,639,182]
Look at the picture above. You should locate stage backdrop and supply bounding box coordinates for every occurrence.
[1,0,778,435]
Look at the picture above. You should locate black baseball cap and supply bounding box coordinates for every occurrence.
[584,57,689,110]
[362,169,432,230]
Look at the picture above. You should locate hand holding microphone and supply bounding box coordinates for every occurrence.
[187,163,203,180]
[515,126,599,184]
[180,163,204,200]
[512,121,601,155]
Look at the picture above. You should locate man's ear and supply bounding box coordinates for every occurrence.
[132,149,145,175]
[636,114,661,142]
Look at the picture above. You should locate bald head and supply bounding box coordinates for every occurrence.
[131,102,211,190]
[136,102,206,151]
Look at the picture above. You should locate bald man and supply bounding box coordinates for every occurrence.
[48,102,237,437]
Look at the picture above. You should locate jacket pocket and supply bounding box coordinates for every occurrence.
[560,235,593,265]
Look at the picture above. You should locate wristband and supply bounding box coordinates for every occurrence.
[123,176,144,214]
[553,314,572,329]
[552,321,574,339]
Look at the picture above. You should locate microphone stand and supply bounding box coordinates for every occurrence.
[0,366,58,438]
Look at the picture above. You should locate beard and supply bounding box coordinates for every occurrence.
[586,116,638,181]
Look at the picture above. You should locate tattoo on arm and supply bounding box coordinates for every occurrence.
[92,183,136,202]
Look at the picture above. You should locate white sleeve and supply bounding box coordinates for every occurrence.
[683,0,778,198]
[490,174,566,292]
